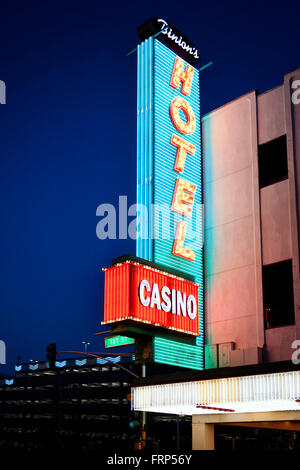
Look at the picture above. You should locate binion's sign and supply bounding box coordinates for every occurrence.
[137,18,200,66]
[136,36,203,367]
[102,260,199,337]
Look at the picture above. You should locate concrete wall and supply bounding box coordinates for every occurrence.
[285,70,300,347]
[202,91,264,366]
[203,68,300,367]
[260,180,292,265]
[258,72,300,362]
[257,85,285,145]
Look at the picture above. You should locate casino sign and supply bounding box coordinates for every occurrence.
[102,258,199,338]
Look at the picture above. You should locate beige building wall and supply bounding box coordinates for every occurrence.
[202,68,300,367]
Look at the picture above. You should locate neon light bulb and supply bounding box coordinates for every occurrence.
[171,134,196,173]
[172,221,196,262]
[170,96,196,135]
[170,57,194,96]
[171,177,196,217]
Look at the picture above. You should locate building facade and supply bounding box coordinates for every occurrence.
[133,68,300,450]
[203,67,300,367]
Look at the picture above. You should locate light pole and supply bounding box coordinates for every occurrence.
[177,414,185,450]
[82,341,91,354]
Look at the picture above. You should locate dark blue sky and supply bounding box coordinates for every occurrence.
[0,0,299,374]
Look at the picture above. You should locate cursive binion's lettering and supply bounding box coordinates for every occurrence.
[157,19,200,60]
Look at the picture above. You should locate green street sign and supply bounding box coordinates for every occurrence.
[104,336,135,348]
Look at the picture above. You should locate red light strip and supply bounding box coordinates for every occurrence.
[196,404,235,412]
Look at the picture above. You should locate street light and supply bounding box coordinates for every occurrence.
[82,341,91,353]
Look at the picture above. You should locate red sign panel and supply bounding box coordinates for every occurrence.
[102,261,199,336]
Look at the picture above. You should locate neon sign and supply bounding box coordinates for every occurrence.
[137,18,200,65]
[138,280,197,320]
[136,38,203,367]
[102,260,200,337]
[137,39,202,278]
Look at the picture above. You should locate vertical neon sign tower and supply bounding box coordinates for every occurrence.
[137,37,203,370]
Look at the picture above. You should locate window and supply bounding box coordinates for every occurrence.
[263,259,295,329]
[111,398,120,404]
[258,135,288,188]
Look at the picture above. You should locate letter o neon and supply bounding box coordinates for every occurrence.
[170,96,196,135]
[187,294,197,320]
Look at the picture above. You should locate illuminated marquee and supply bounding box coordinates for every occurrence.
[133,371,300,415]
[136,37,203,368]
[102,260,199,337]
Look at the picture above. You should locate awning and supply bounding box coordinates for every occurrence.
[133,370,300,415]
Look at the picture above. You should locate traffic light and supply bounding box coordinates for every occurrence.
[129,411,140,429]
[130,412,142,434]
[46,342,56,369]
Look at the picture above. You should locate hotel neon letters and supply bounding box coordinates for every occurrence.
[169,57,197,262]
